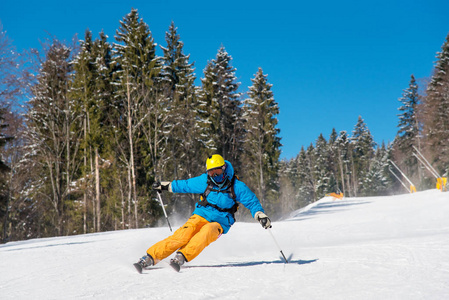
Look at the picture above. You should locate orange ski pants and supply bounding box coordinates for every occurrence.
[146,214,223,264]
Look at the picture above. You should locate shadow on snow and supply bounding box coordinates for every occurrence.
[0,241,93,252]
[287,200,371,221]
[186,258,318,269]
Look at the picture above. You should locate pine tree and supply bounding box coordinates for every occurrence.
[0,27,18,241]
[313,133,330,198]
[0,105,26,242]
[113,8,161,228]
[160,22,200,178]
[198,46,243,165]
[0,106,13,242]
[70,29,96,233]
[0,24,16,173]
[90,31,119,231]
[327,128,340,193]
[302,144,317,201]
[360,142,392,196]
[394,74,421,178]
[71,29,117,233]
[242,68,281,207]
[423,33,449,176]
[335,130,352,196]
[25,38,78,236]
[350,116,376,196]
[159,21,201,213]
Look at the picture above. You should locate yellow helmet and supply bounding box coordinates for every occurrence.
[206,154,225,171]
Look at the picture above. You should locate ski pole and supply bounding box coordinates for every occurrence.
[156,191,172,232]
[268,228,288,263]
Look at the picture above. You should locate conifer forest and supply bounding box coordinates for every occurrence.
[0,9,448,242]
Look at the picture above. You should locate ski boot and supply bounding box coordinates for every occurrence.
[133,254,154,274]
[169,252,186,272]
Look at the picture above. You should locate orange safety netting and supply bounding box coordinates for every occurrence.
[326,192,344,199]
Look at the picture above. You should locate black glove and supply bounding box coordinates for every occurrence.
[254,211,272,229]
[152,181,172,192]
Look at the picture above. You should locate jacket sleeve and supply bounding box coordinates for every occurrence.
[171,173,208,194]
[234,180,264,218]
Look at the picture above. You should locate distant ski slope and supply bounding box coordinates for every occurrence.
[1,189,448,299]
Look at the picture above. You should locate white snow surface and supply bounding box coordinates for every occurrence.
[1,190,449,299]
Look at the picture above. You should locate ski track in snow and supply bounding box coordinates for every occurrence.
[1,190,449,299]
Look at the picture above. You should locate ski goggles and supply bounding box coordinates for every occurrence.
[208,167,225,183]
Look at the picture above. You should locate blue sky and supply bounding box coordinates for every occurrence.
[1,0,448,159]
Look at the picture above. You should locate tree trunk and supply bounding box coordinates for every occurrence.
[127,164,132,227]
[119,176,125,230]
[95,148,101,232]
[351,154,357,197]
[258,148,264,203]
[126,74,138,229]
[83,117,87,234]
[337,149,346,195]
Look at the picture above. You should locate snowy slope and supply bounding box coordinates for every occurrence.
[1,190,449,300]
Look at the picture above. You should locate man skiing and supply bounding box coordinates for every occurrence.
[134,154,272,272]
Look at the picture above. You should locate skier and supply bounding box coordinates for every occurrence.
[134,154,272,272]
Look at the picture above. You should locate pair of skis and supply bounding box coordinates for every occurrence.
[133,259,181,274]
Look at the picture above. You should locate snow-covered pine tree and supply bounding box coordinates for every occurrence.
[26,38,77,236]
[394,75,421,179]
[350,116,376,196]
[0,106,13,241]
[423,34,449,176]
[113,8,161,228]
[197,46,243,166]
[304,143,318,201]
[71,29,118,233]
[335,130,352,196]
[242,68,281,208]
[160,22,200,176]
[327,128,340,193]
[71,30,97,233]
[91,31,115,135]
[360,142,392,196]
[160,22,197,104]
[312,134,331,199]
[89,31,129,230]
[159,21,201,213]
[0,26,17,241]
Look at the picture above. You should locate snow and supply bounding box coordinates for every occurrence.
[1,190,449,299]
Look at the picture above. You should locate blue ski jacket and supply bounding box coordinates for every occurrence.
[171,160,264,234]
